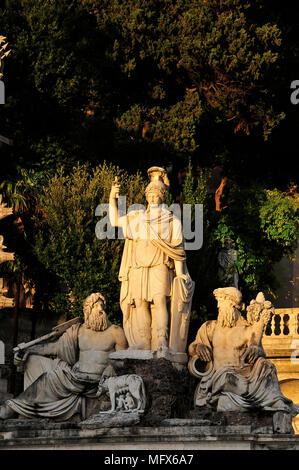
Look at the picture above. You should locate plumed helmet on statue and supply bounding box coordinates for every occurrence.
[213,287,243,308]
[145,166,170,202]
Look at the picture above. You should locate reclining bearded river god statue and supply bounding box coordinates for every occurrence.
[188,286,299,428]
[0,293,128,421]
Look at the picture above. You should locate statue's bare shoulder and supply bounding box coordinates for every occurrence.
[206,319,217,329]
[200,319,216,337]
[108,324,128,349]
[108,324,125,333]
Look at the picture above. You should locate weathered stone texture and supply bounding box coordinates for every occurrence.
[112,358,197,426]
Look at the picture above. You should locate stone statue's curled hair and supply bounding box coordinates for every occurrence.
[83,293,107,331]
[213,287,242,309]
[213,287,243,328]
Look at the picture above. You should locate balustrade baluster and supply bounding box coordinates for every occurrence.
[271,313,276,336]
[289,313,296,336]
[278,313,283,336]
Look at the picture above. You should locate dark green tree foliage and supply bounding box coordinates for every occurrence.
[212,185,299,299]
[1,161,297,327]
[87,0,297,184]
[181,167,299,327]
[0,0,298,328]
[0,0,121,174]
[97,0,283,138]
[31,163,146,322]
[0,0,298,186]
[179,163,219,327]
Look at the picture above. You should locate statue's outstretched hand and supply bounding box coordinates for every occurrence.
[110,177,120,200]
[195,343,213,362]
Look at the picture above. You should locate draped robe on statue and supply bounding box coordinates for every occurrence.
[118,207,193,350]
[191,321,299,416]
[6,324,100,421]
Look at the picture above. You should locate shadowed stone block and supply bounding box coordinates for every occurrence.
[110,357,196,426]
[273,411,294,434]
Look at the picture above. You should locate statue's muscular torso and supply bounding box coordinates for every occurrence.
[189,317,259,371]
[74,325,127,377]
[212,319,252,369]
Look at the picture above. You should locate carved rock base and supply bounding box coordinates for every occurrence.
[0,417,298,449]
[189,408,295,434]
[79,411,141,428]
[109,357,196,426]
[273,411,295,434]
[84,396,111,419]
[110,348,187,366]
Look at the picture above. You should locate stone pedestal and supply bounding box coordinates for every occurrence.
[0,366,13,404]
[188,408,295,434]
[84,395,111,419]
[0,417,298,450]
[109,356,196,426]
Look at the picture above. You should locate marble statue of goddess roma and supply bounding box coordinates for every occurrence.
[109,167,194,355]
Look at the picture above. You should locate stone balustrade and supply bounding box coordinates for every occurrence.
[262,308,299,354]
[262,308,299,434]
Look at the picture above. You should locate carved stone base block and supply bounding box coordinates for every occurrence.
[110,348,187,365]
[0,417,298,449]
[84,396,111,419]
[79,411,141,428]
[0,367,13,404]
[273,411,295,434]
[189,408,295,434]
[109,357,196,426]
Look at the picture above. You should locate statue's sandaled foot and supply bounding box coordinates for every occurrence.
[157,343,168,350]
[156,328,168,351]
[157,337,168,352]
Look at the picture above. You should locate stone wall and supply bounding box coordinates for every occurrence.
[1,417,299,450]
[0,307,61,395]
[262,308,299,434]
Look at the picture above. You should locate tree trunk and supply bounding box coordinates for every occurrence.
[10,280,21,395]
[30,295,40,340]
[215,176,227,211]
[12,280,20,348]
